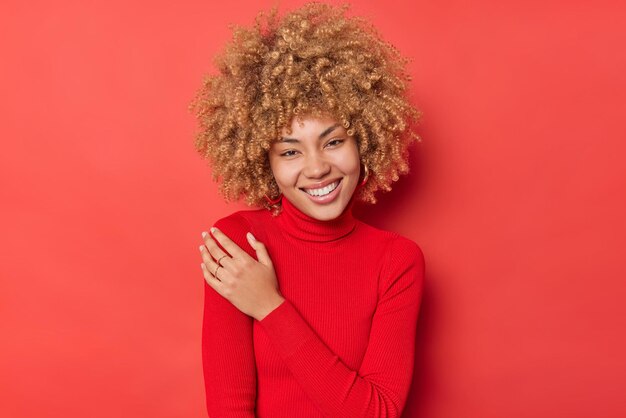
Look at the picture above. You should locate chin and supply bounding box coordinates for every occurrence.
[301,194,352,221]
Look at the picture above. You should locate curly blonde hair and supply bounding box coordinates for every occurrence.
[189,2,422,212]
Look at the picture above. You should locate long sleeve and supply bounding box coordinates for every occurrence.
[256,236,425,417]
[202,214,258,417]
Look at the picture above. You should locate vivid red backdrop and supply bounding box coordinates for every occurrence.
[1,0,625,417]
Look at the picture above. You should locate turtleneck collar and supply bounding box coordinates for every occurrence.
[275,194,357,243]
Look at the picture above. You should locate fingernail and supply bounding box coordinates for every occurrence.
[201,231,207,239]
[199,245,204,252]
[210,227,216,233]
[247,232,256,242]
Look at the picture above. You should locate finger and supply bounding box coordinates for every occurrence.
[246,232,273,267]
[200,243,233,280]
[210,227,253,261]
[199,244,219,272]
[201,232,231,266]
[201,262,225,292]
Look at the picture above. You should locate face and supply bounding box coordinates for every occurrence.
[268,114,361,221]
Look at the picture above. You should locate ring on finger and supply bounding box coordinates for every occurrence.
[216,255,228,266]
[213,264,222,280]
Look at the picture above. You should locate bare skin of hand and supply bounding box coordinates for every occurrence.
[200,227,285,321]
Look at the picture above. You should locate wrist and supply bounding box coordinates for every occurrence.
[256,294,285,321]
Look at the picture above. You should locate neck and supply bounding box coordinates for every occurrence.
[275,196,357,243]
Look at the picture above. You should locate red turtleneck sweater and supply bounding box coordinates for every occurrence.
[202,196,425,417]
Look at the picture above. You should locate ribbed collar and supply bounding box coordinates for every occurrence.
[275,194,357,243]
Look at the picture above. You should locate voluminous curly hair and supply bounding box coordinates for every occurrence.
[189,2,422,212]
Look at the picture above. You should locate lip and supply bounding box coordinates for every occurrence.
[300,178,343,204]
[299,178,342,191]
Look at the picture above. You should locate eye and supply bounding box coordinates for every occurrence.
[280,150,298,157]
[326,139,344,147]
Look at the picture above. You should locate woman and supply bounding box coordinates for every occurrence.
[190,3,425,417]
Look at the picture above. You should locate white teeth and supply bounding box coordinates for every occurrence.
[304,180,339,197]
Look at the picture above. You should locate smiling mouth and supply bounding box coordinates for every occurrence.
[300,179,342,197]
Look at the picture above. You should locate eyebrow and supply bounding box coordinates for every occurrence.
[279,123,341,143]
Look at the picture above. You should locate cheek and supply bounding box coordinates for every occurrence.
[270,159,299,187]
[338,148,361,177]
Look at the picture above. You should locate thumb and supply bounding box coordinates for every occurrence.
[246,232,273,266]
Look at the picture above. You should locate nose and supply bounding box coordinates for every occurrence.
[303,152,331,179]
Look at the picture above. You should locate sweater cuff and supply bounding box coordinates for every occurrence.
[257,299,317,358]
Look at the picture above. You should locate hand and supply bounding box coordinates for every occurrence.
[200,227,285,321]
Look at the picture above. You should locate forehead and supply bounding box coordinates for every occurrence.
[280,114,341,135]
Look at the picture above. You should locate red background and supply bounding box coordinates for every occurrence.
[1,0,625,417]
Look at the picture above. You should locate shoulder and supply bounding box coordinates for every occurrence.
[356,220,425,262]
[212,210,251,233]
[211,208,269,233]
[384,232,425,275]
[355,220,425,290]
[210,208,268,258]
